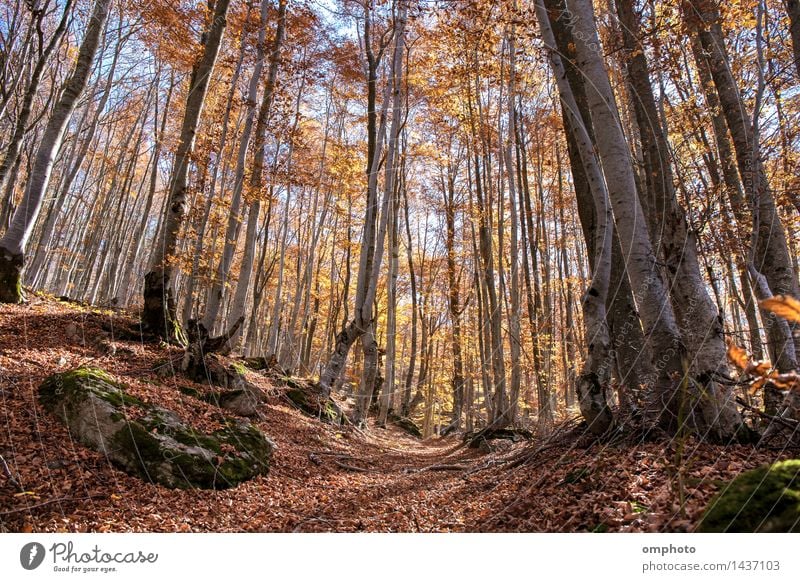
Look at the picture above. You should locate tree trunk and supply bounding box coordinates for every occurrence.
[142,0,231,341]
[201,0,272,330]
[784,0,800,77]
[614,0,742,437]
[0,0,111,303]
[536,0,614,434]
[686,0,799,371]
[562,0,689,432]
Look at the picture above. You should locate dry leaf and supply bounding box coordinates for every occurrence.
[727,343,749,371]
[759,295,800,324]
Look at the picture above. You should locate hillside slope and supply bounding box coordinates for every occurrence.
[0,295,790,532]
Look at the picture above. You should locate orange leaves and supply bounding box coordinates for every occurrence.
[727,340,800,395]
[726,343,748,371]
[727,341,771,394]
[726,295,800,395]
[759,295,800,324]
[727,343,770,377]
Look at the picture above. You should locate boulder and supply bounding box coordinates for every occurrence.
[697,460,800,532]
[284,377,343,424]
[203,384,263,417]
[387,413,422,438]
[39,367,274,489]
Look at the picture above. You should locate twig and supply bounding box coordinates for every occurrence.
[332,459,371,473]
[405,463,469,474]
[0,494,105,516]
[736,397,799,431]
[0,454,22,492]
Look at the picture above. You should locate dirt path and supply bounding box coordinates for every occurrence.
[0,297,792,533]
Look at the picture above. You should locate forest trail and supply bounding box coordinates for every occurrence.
[0,295,792,532]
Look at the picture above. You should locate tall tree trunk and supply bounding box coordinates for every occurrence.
[319,1,406,406]
[0,0,111,303]
[784,0,800,77]
[0,0,72,201]
[536,0,614,434]
[442,167,465,431]
[201,0,273,330]
[141,0,231,341]
[614,0,742,437]
[562,0,690,433]
[686,0,799,373]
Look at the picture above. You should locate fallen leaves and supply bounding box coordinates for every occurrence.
[0,296,796,533]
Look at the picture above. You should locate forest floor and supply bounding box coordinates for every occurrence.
[0,295,794,532]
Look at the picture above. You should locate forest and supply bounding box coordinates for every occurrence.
[1,0,800,534]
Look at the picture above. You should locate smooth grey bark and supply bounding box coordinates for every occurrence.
[181,21,249,325]
[318,1,396,401]
[373,0,407,426]
[142,0,231,341]
[563,0,690,432]
[536,0,614,434]
[224,0,287,352]
[0,0,72,200]
[201,0,271,330]
[28,15,125,285]
[613,0,742,437]
[686,0,799,373]
[0,0,111,303]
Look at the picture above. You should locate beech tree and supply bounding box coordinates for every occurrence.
[3,0,798,441]
[142,0,232,342]
[0,0,110,303]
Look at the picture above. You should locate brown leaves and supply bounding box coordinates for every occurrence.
[727,340,800,395]
[759,295,800,324]
[727,342,772,392]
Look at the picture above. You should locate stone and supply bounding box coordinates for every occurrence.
[387,413,422,438]
[697,460,800,532]
[284,378,343,425]
[39,367,274,489]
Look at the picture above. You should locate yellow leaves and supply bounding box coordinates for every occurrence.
[726,343,748,371]
[727,342,770,377]
[759,295,800,324]
[727,340,800,396]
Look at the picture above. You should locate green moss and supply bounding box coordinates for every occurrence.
[111,421,164,480]
[285,386,342,425]
[230,361,248,377]
[0,251,24,304]
[39,367,143,413]
[697,460,800,532]
[40,366,273,490]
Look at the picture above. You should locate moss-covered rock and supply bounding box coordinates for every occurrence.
[697,460,800,532]
[0,249,25,304]
[40,367,274,489]
[387,413,422,438]
[284,378,343,425]
[203,386,263,417]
